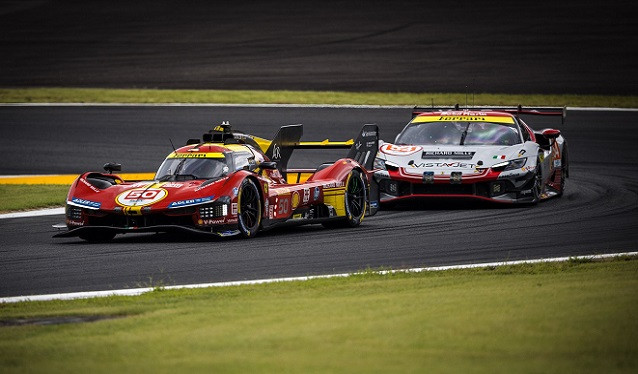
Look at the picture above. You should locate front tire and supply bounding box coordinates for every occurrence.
[237,178,262,238]
[531,155,543,204]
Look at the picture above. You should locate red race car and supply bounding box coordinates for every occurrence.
[54,123,378,242]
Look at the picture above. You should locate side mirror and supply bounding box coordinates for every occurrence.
[542,129,561,139]
[259,161,278,170]
[103,162,122,174]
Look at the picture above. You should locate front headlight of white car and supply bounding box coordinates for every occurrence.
[373,157,400,171]
[492,157,527,171]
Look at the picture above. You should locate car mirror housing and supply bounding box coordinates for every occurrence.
[103,162,122,174]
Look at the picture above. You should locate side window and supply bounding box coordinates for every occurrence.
[519,120,532,142]
[233,152,255,171]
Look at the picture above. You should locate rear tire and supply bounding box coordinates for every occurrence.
[322,169,367,228]
[556,143,568,197]
[237,178,262,238]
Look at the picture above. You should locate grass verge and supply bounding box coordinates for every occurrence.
[1,257,637,373]
[1,87,637,107]
[0,184,68,213]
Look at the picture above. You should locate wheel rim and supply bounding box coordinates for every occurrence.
[240,181,259,230]
[346,172,365,218]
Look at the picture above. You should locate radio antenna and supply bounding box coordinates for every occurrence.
[169,138,177,155]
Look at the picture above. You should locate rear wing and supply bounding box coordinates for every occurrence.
[196,122,378,177]
[412,105,566,124]
[263,124,379,175]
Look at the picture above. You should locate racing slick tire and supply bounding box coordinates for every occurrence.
[530,154,543,205]
[323,169,367,228]
[237,178,262,238]
[556,142,568,197]
[79,231,116,243]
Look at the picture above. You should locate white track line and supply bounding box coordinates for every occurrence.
[0,207,65,219]
[1,252,635,304]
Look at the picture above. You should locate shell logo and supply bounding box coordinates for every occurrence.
[116,188,168,207]
[291,191,300,209]
[380,144,422,156]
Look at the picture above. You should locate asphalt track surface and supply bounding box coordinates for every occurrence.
[1,106,637,297]
[1,0,637,95]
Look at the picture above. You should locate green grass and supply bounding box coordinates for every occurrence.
[1,87,637,107]
[0,185,68,213]
[1,257,637,373]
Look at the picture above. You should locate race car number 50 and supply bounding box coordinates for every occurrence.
[116,188,168,207]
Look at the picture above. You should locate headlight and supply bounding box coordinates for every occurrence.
[374,158,400,171]
[373,157,386,170]
[198,196,231,218]
[492,157,527,171]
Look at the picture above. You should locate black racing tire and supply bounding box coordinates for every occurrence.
[323,169,367,228]
[79,231,116,243]
[237,178,262,238]
[531,154,543,204]
[557,142,568,197]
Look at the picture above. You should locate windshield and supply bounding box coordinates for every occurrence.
[154,157,229,181]
[396,121,521,146]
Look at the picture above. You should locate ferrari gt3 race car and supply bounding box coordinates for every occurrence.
[54,123,379,242]
[373,106,568,204]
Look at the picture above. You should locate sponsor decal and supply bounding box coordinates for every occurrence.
[167,195,214,208]
[232,187,239,197]
[167,152,224,159]
[553,159,561,168]
[362,130,377,137]
[269,204,275,219]
[518,149,526,157]
[421,151,475,159]
[272,144,281,160]
[410,162,476,169]
[71,197,102,209]
[323,181,345,189]
[79,178,101,193]
[291,191,300,209]
[231,203,238,215]
[380,144,422,156]
[161,182,184,188]
[117,188,168,207]
[195,179,223,191]
[412,113,515,124]
[314,186,321,201]
[303,188,310,203]
[201,218,225,225]
[366,141,376,148]
[130,182,154,188]
[67,220,84,226]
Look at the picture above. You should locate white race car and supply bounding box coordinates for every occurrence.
[373,106,568,205]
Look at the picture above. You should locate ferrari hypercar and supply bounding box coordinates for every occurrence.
[373,106,568,204]
[54,122,379,242]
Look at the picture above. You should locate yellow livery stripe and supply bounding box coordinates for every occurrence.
[412,115,515,124]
